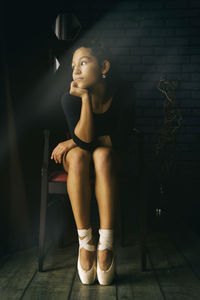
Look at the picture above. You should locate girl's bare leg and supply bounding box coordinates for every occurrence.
[92,147,120,270]
[63,147,95,271]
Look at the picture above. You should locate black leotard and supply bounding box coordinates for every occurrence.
[61,80,135,153]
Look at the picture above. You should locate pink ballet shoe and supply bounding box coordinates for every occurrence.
[77,227,97,285]
[97,229,115,285]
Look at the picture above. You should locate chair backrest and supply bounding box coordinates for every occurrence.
[43,129,50,170]
[42,129,69,178]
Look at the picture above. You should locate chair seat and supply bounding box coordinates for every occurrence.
[49,170,96,185]
[49,170,68,182]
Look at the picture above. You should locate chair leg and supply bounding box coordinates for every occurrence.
[140,173,148,272]
[117,178,131,247]
[39,168,48,272]
[57,196,65,248]
[116,184,125,247]
[140,235,147,271]
[140,202,148,271]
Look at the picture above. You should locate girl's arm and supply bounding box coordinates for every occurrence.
[74,93,95,144]
[68,80,95,151]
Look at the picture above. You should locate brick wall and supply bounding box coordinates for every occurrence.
[72,0,200,188]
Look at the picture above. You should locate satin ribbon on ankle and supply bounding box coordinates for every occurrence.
[77,227,96,251]
[98,229,114,251]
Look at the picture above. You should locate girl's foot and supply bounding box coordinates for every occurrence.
[79,235,96,271]
[97,245,113,271]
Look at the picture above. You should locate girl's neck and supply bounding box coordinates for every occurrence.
[90,81,114,107]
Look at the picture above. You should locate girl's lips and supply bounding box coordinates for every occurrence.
[76,78,84,80]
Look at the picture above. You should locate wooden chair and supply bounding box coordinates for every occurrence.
[38,128,147,272]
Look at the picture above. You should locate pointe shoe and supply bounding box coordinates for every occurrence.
[77,227,97,285]
[97,229,115,285]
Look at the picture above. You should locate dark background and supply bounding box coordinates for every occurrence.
[1,0,200,253]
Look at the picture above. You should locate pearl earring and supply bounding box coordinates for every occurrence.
[102,74,106,78]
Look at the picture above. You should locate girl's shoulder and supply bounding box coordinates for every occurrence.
[61,92,81,110]
[61,91,81,103]
[61,92,82,117]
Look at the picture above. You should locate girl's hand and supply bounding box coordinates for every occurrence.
[51,139,76,164]
[69,80,89,99]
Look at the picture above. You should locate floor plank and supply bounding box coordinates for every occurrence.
[0,248,37,300]
[169,223,200,279]
[116,243,164,300]
[69,271,116,300]
[22,243,77,299]
[147,231,200,300]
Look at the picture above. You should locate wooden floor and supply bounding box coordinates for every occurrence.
[1,221,200,300]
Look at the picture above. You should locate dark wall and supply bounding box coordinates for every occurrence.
[1,0,200,251]
[96,0,200,222]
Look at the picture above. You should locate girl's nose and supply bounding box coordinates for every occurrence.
[73,65,81,75]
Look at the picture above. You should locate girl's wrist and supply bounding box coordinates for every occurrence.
[69,138,76,147]
[81,93,91,102]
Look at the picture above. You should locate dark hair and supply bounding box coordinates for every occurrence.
[70,39,120,85]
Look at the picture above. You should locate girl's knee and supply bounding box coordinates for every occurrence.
[93,147,116,170]
[66,147,92,167]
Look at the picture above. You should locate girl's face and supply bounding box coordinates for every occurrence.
[71,47,102,89]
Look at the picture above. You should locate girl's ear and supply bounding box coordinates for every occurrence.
[101,60,110,76]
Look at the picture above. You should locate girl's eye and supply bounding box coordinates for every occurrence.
[72,61,87,70]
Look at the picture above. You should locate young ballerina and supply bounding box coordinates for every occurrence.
[51,40,135,285]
